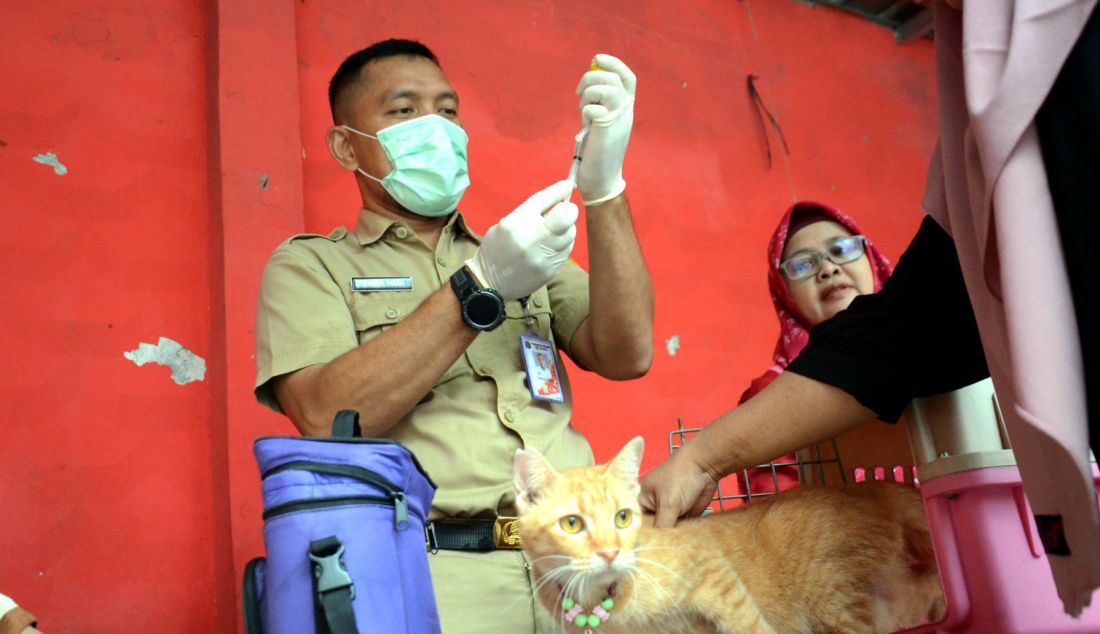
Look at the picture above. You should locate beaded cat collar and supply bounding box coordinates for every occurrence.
[561,583,616,630]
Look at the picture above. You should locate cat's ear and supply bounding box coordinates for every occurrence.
[606,436,645,484]
[513,447,558,514]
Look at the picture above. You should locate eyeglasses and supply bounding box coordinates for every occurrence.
[779,235,866,281]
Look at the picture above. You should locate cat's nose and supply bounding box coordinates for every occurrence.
[597,548,619,563]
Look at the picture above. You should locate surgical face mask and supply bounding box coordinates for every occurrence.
[343,115,470,217]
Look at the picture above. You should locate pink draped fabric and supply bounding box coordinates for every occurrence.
[923,1,1100,614]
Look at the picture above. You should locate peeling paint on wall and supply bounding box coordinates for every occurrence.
[260,173,269,189]
[32,152,68,175]
[123,337,206,385]
[665,335,681,357]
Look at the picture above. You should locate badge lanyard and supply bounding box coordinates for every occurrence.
[518,297,565,403]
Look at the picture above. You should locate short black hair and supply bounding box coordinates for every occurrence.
[328,39,440,123]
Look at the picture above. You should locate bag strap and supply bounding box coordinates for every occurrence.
[242,557,265,634]
[331,410,362,439]
[309,536,360,634]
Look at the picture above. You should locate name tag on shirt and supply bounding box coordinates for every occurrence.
[352,276,413,292]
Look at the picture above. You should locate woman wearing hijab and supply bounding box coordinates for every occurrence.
[737,201,892,495]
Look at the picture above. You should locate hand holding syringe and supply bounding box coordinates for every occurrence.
[564,60,602,196]
[565,55,636,206]
[471,60,632,293]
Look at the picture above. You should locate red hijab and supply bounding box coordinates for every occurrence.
[738,201,893,403]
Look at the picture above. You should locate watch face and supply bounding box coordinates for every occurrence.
[466,291,504,329]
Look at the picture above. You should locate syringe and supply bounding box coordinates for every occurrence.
[564,61,604,197]
[566,124,591,189]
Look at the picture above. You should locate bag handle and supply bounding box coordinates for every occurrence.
[331,410,361,439]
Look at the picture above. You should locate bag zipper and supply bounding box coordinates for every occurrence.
[253,435,437,489]
[263,494,394,521]
[263,460,410,529]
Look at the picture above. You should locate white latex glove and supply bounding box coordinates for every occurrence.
[467,180,578,301]
[575,53,636,206]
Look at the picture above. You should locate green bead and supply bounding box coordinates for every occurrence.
[562,598,574,610]
[574,614,588,627]
[601,598,614,610]
[588,615,602,628]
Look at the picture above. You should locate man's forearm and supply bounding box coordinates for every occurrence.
[274,286,478,437]
[683,371,877,480]
[577,193,654,378]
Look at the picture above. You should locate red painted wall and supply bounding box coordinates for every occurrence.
[0,1,936,630]
[0,1,231,630]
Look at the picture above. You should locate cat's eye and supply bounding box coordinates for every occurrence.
[559,515,584,534]
[615,509,633,528]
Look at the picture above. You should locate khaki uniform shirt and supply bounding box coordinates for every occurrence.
[255,209,594,518]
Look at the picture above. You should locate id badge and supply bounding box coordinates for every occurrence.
[520,333,565,403]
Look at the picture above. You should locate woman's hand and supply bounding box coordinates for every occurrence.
[639,447,719,528]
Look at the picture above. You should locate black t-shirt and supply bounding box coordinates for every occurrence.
[787,215,990,422]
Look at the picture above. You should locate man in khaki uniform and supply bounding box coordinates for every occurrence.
[254,39,654,633]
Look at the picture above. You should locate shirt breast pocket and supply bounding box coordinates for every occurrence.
[350,295,420,345]
[349,293,470,386]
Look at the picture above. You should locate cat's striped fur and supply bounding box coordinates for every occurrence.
[514,437,944,633]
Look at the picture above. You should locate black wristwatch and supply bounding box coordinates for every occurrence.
[450,265,506,331]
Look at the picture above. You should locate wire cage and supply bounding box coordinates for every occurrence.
[668,418,848,511]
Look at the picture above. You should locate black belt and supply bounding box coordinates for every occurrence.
[426,516,522,552]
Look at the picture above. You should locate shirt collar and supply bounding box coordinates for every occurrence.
[353,208,481,246]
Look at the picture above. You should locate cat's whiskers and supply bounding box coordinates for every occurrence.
[630,557,684,610]
[578,571,591,607]
[632,543,677,552]
[519,564,585,632]
[560,572,586,630]
[490,564,573,619]
[629,567,660,598]
[527,554,572,567]
[565,559,611,598]
[628,564,677,607]
[632,555,684,582]
[531,565,572,598]
[572,567,610,608]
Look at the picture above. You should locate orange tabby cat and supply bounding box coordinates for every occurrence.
[513,437,944,634]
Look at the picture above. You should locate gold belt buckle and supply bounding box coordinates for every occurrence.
[493,516,522,549]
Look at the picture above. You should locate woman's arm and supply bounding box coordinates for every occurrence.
[639,371,876,527]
